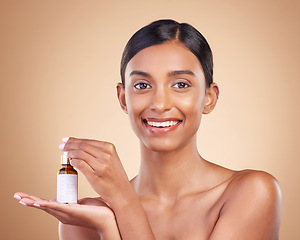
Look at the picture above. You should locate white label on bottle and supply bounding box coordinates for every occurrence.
[57,174,78,203]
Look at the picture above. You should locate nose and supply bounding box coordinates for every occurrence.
[150,86,172,113]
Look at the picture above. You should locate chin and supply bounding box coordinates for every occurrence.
[142,138,183,153]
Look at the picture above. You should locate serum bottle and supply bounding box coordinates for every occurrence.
[57,152,78,203]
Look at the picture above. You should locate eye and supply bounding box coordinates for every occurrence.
[134,82,151,90]
[172,82,191,89]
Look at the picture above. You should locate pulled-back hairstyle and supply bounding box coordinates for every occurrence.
[120,19,213,88]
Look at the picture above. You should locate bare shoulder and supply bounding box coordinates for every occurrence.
[210,170,282,239]
[224,169,282,202]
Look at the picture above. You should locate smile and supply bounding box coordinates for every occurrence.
[146,120,179,128]
[143,118,182,134]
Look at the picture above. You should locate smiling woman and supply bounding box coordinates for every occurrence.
[119,40,213,152]
[14,19,282,240]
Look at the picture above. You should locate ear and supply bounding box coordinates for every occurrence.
[117,83,128,114]
[203,83,219,114]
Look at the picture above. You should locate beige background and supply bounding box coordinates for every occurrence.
[1,0,299,239]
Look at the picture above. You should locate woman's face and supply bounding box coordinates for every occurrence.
[118,41,215,152]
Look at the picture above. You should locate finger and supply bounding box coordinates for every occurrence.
[66,149,95,173]
[19,199,73,223]
[18,197,46,208]
[64,145,115,175]
[70,158,109,193]
[62,141,111,160]
[14,192,47,202]
[67,148,94,159]
[60,138,120,175]
[70,159,96,181]
[65,137,105,147]
[60,144,99,173]
[63,137,116,155]
[59,138,121,177]
[14,192,30,200]
[16,196,87,226]
[70,151,113,173]
[67,149,96,167]
[36,201,82,214]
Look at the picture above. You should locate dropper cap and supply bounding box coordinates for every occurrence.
[61,152,70,164]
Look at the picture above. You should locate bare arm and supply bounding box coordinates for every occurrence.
[209,171,282,240]
[59,223,100,240]
[108,186,156,239]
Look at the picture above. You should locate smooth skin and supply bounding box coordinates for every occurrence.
[15,41,282,239]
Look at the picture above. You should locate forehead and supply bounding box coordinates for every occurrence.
[125,41,204,79]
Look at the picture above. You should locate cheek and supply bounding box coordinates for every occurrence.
[174,91,206,116]
[125,93,148,116]
[125,93,151,136]
[125,93,152,141]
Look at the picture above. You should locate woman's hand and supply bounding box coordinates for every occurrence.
[59,137,134,207]
[59,137,156,240]
[14,192,121,239]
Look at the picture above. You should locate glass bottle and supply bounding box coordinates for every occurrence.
[57,152,78,203]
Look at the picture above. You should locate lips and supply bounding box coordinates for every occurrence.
[143,118,182,134]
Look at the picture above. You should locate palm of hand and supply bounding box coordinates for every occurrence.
[54,197,115,230]
[16,193,115,231]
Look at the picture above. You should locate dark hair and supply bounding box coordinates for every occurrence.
[120,19,213,88]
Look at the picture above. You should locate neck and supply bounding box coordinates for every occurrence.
[134,137,207,201]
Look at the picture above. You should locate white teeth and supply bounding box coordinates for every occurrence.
[147,121,179,128]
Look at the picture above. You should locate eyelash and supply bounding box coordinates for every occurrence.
[133,82,151,90]
[172,82,191,89]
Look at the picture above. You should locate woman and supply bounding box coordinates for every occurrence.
[14,19,282,240]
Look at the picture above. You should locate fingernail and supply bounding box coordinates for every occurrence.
[19,201,27,206]
[14,194,21,200]
[33,203,40,207]
[59,143,65,150]
[62,137,69,142]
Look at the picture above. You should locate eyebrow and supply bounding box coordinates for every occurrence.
[129,70,151,78]
[168,70,195,77]
[129,70,195,78]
